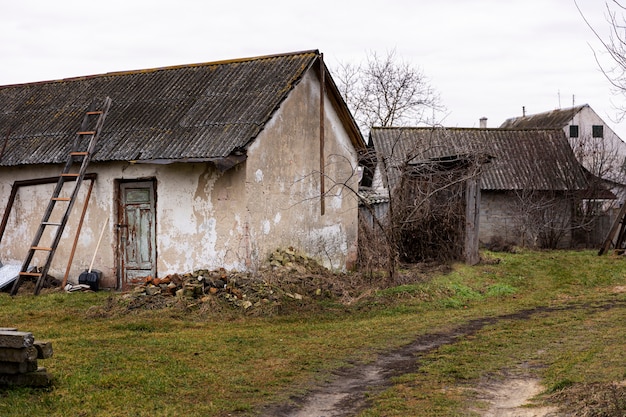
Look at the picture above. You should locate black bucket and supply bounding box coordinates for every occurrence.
[78,269,101,291]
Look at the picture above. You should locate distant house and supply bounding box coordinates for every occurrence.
[0,50,365,289]
[366,127,605,251]
[501,104,626,201]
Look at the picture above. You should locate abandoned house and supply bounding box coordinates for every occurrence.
[501,104,626,202]
[364,126,611,252]
[0,50,366,290]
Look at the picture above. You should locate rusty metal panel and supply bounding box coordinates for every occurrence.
[0,50,319,166]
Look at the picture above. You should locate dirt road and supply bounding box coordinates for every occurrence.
[260,302,624,417]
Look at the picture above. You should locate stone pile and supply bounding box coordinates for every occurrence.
[0,328,53,387]
[120,248,338,312]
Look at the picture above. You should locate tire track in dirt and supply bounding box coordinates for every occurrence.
[259,299,626,417]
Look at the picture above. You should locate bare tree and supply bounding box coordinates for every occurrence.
[576,0,626,118]
[333,50,444,136]
[570,130,625,183]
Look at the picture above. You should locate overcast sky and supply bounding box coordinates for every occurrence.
[1,0,624,137]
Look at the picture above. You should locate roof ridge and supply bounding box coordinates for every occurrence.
[0,49,320,88]
[510,104,588,119]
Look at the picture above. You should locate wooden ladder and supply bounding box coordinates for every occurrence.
[10,97,112,295]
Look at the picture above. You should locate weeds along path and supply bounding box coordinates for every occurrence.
[259,299,626,417]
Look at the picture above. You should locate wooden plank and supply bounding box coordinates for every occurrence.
[18,271,41,277]
[599,201,626,255]
[0,360,37,374]
[0,367,52,387]
[34,341,53,359]
[0,331,34,348]
[31,246,52,251]
[0,346,37,362]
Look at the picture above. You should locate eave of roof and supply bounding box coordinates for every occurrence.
[0,50,365,168]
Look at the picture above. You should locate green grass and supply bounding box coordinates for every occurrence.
[0,249,625,416]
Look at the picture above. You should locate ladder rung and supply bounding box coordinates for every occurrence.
[31,246,52,251]
[42,222,62,226]
[19,272,42,278]
[52,197,71,201]
[70,151,89,156]
[86,111,103,115]
[77,131,96,135]
[61,173,80,177]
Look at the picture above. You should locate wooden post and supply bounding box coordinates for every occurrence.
[464,177,481,265]
[63,177,95,286]
[319,53,326,216]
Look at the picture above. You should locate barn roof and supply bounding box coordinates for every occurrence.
[0,50,363,168]
[500,105,587,129]
[369,127,589,191]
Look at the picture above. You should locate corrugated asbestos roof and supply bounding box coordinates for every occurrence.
[500,105,587,129]
[0,50,363,167]
[370,127,588,191]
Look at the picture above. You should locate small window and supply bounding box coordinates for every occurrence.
[592,125,604,138]
[569,125,579,138]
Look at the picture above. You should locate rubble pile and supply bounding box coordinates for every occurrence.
[0,328,53,387]
[112,248,343,315]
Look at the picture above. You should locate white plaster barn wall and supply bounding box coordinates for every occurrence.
[245,70,359,271]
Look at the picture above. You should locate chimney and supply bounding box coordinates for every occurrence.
[479,117,487,128]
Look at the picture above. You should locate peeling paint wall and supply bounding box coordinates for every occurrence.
[0,164,114,285]
[0,161,247,288]
[244,70,360,270]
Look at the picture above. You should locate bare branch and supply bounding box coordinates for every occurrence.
[332,50,444,136]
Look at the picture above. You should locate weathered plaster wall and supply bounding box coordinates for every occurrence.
[0,164,113,285]
[244,70,360,270]
[0,161,247,288]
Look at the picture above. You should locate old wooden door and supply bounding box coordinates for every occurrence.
[118,181,156,286]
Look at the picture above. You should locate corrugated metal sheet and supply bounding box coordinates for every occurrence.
[0,50,320,166]
[500,105,586,129]
[370,127,588,191]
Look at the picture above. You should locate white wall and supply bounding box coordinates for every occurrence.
[566,106,626,186]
